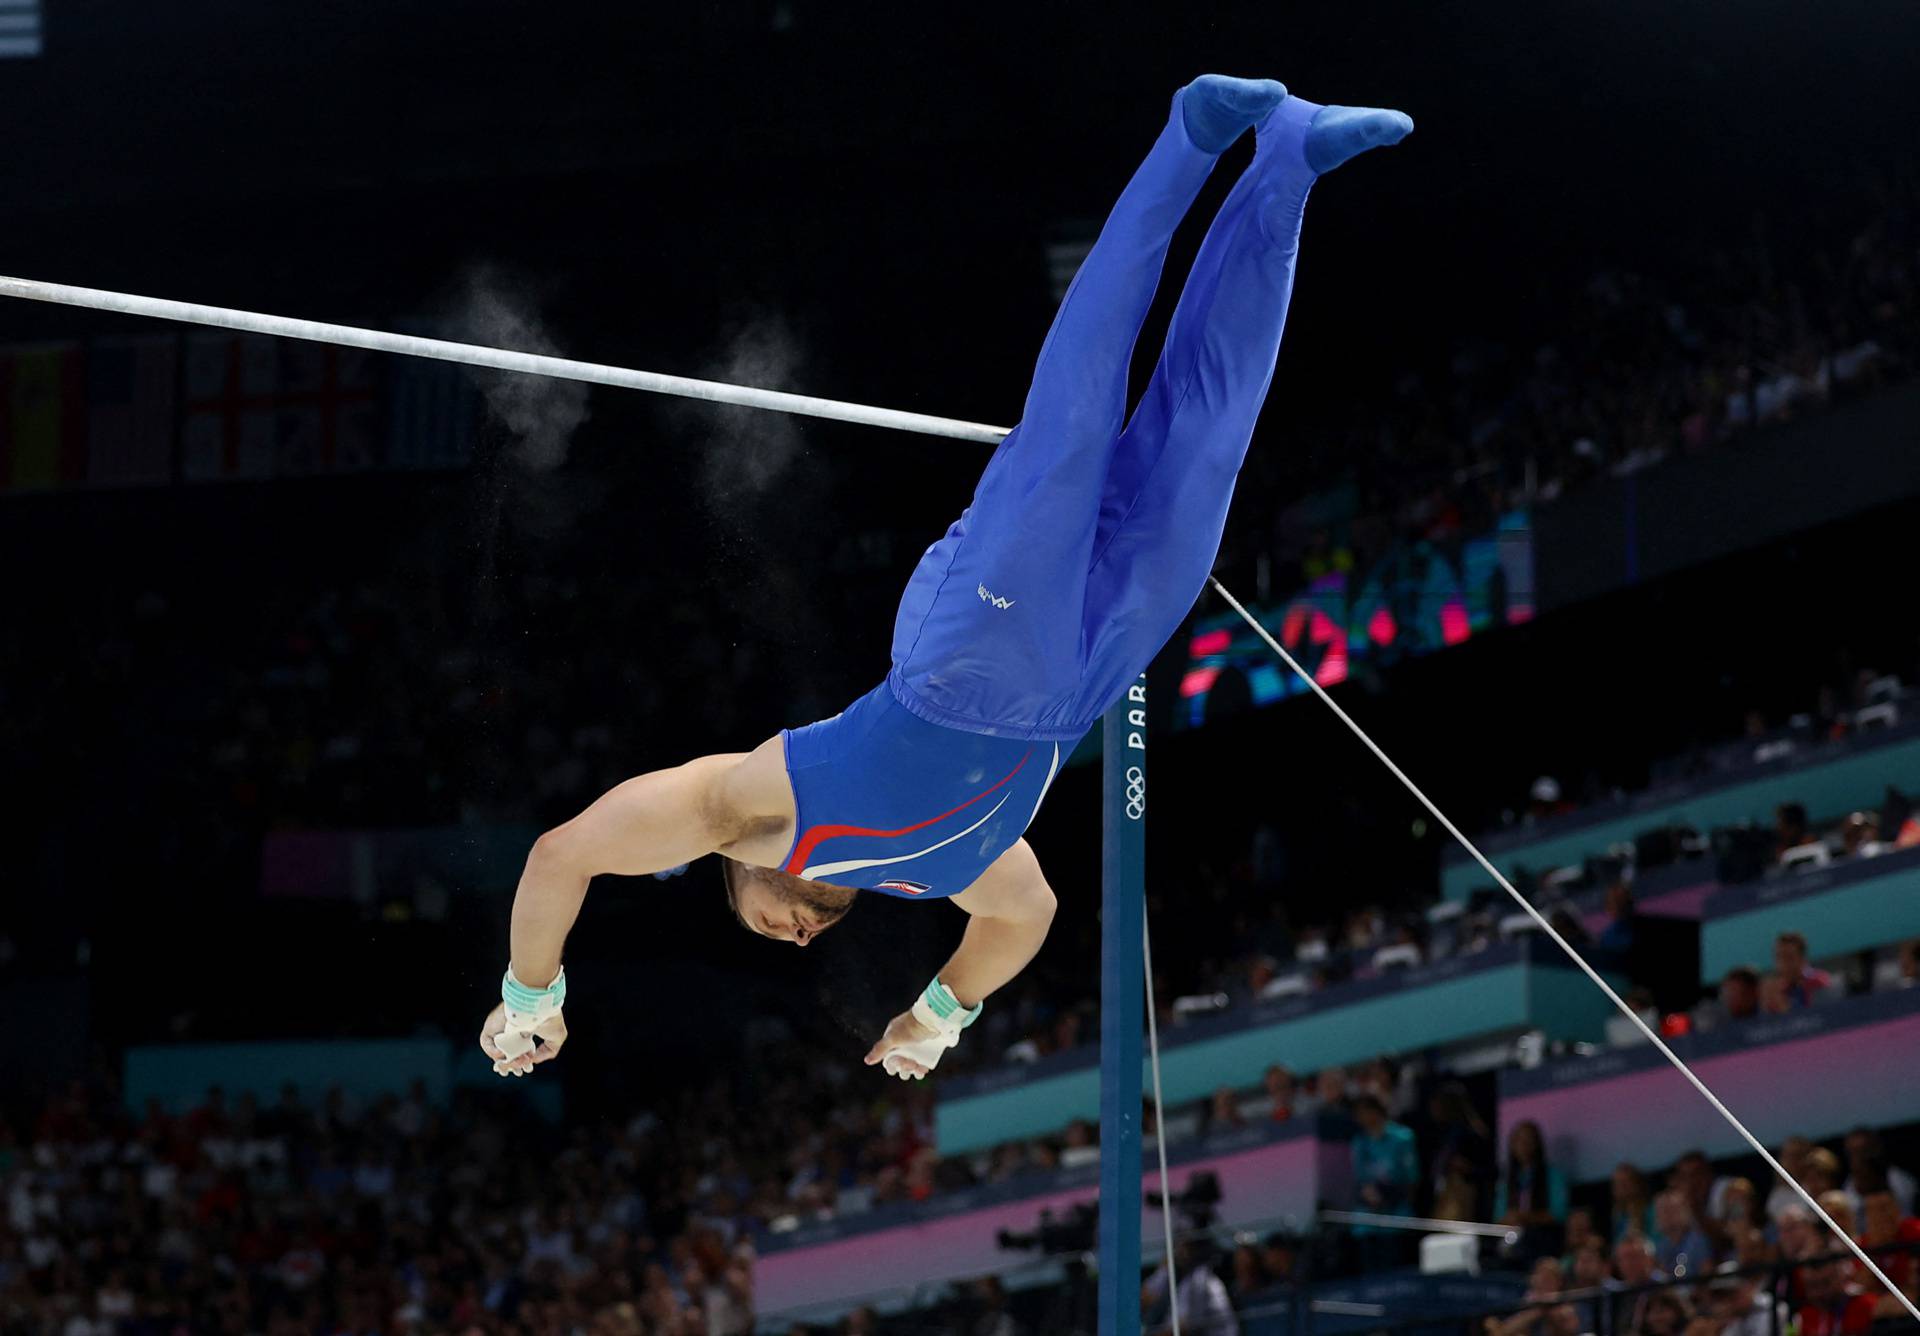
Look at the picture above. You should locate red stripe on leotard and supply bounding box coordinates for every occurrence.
[783,749,1033,878]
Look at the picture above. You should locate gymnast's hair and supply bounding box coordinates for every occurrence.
[718,857,857,933]
[719,857,753,928]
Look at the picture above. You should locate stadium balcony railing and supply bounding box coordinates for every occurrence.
[1440,714,1920,901]
[932,937,1625,1156]
[1699,841,1920,984]
[1344,1241,1920,1336]
[759,1226,1920,1336]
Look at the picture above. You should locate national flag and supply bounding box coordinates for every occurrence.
[0,343,85,492]
[85,336,179,487]
[386,357,478,471]
[181,335,379,482]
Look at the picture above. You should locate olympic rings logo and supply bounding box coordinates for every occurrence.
[1125,765,1146,820]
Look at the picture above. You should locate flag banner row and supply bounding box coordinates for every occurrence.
[0,333,479,495]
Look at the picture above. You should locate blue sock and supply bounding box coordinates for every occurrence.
[1181,75,1289,154]
[1302,105,1414,174]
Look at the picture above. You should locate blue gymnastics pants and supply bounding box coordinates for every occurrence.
[889,90,1320,742]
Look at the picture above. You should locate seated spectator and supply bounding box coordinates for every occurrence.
[1259,1233,1298,1287]
[1672,1149,1735,1248]
[1549,905,1592,947]
[1812,1190,1858,1243]
[1541,1304,1588,1336]
[1561,1208,1599,1268]
[1758,971,1795,1015]
[1261,1064,1298,1123]
[1725,1218,1776,1272]
[1840,811,1879,856]
[1777,1202,1822,1256]
[1498,1121,1571,1259]
[1245,953,1281,1000]
[1563,1236,1611,1329]
[1894,939,1920,989]
[1857,1190,1920,1317]
[1613,1163,1657,1242]
[1636,1288,1693,1336]
[1775,803,1812,860]
[1651,1188,1714,1277]
[1435,1149,1486,1223]
[1309,1065,1352,1117]
[1697,966,1762,1031]
[1775,1204,1825,1303]
[1344,905,1386,952]
[1796,1260,1877,1336]
[1144,1238,1239,1336]
[1712,1176,1758,1243]
[1207,1087,1245,1132]
[1598,883,1635,952]
[970,1275,1017,1336]
[1483,1257,1567,1336]
[1773,931,1832,1007]
[1227,1244,1269,1304]
[1842,1126,1917,1216]
[1801,1148,1844,1207]
[1704,1268,1775,1336]
[1528,776,1573,825]
[1566,1237,1610,1333]
[1610,1232,1670,1333]
[1355,1056,1405,1116]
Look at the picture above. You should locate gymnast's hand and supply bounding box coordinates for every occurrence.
[863,1009,947,1081]
[479,1000,568,1077]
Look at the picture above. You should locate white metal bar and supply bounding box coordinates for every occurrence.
[1319,1210,1515,1240]
[0,275,1013,445]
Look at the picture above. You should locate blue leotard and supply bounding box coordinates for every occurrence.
[779,681,1067,900]
[781,91,1323,899]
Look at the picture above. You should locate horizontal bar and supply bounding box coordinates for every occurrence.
[0,275,1013,445]
[1318,1210,1516,1240]
[1311,1301,1388,1317]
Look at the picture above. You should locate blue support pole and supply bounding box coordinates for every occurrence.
[1098,672,1148,1336]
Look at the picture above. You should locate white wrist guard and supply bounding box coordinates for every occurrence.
[911,976,982,1038]
[882,978,981,1079]
[496,966,565,1069]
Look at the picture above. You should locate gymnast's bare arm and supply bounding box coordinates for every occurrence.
[509,736,795,988]
[862,839,1057,1078]
[941,840,1058,1004]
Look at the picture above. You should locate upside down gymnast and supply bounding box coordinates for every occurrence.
[479,75,1411,1082]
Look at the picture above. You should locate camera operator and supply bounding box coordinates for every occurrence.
[1143,1236,1240,1336]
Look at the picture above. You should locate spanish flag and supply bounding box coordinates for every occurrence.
[0,343,85,492]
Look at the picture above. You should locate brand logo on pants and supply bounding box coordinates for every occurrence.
[977,583,1016,611]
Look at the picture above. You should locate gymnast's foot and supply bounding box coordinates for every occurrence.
[1301,103,1414,174]
[1181,74,1289,153]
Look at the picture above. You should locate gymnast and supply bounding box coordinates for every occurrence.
[480,75,1411,1081]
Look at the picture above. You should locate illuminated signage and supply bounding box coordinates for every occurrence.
[1178,512,1534,726]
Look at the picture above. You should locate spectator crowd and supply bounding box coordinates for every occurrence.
[7,1070,1919,1336]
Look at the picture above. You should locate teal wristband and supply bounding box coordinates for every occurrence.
[921,977,982,1029]
[502,966,566,1013]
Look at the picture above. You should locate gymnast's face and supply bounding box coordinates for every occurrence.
[723,862,856,946]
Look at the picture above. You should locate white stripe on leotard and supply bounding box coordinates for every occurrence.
[802,791,1017,880]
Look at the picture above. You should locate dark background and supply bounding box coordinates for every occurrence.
[4,0,1919,1105]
